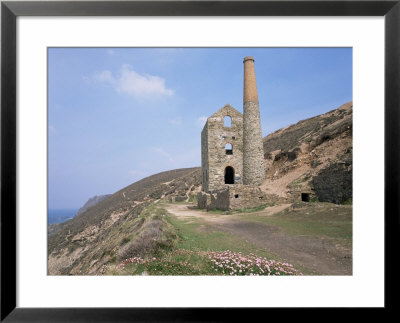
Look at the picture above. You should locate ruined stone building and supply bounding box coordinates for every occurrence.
[198,57,267,210]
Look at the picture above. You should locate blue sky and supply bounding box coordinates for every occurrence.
[48,47,352,209]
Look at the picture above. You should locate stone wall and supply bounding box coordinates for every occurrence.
[228,185,267,210]
[201,122,209,191]
[201,104,243,192]
[197,191,211,209]
[197,185,266,211]
[311,161,352,204]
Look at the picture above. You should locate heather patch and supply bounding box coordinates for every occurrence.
[102,250,301,276]
[208,250,300,276]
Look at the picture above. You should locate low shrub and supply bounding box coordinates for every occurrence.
[342,197,352,205]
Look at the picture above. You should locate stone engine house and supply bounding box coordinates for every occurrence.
[198,56,267,211]
[201,104,244,192]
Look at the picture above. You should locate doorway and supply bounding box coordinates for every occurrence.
[224,166,234,184]
[301,193,310,202]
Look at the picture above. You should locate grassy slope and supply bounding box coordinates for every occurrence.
[49,167,200,251]
[103,202,295,276]
[48,168,201,274]
[104,199,351,276]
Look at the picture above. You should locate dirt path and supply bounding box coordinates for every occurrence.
[162,203,352,275]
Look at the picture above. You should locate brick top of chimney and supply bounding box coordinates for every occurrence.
[243,56,255,62]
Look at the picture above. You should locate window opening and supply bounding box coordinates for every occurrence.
[224,116,232,127]
[225,143,233,155]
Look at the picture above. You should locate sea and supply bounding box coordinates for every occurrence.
[48,209,77,225]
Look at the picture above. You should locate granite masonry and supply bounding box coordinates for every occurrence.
[243,56,266,186]
[198,57,267,211]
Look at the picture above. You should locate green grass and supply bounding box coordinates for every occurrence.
[101,204,290,275]
[236,202,352,246]
[187,194,197,203]
[97,201,351,276]
[113,250,215,275]
[205,208,230,214]
[100,202,353,276]
[234,204,269,213]
[204,204,269,215]
[164,213,279,260]
[342,197,352,205]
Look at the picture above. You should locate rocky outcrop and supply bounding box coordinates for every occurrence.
[76,195,111,216]
[262,102,352,203]
[311,152,352,204]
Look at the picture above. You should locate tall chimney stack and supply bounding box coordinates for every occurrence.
[242,56,265,186]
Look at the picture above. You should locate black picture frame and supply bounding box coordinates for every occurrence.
[1,1,399,321]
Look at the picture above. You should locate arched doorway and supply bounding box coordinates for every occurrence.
[224,166,234,184]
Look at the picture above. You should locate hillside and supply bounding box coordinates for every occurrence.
[48,167,201,274]
[48,102,352,275]
[76,194,111,216]
[262,101,352,204]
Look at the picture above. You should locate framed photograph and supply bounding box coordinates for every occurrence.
[1,0,399,321]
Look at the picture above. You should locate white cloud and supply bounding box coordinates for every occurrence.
[94,70,115,83]
[168,117,183,126]
[196,116,208,128]
[92,64,174,99]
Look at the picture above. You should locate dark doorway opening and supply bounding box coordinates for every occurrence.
[224,166,234,184]
[301,193,310,202]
